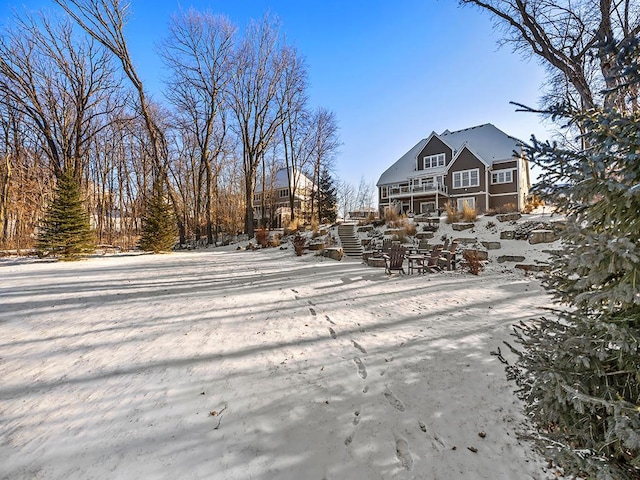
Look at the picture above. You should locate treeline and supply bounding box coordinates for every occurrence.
[0,2,346,251]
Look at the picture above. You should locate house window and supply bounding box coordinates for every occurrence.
[381,186,388,199]
[420,202,436,214]
[456,197,475,211]
[452,168,479,189]
[279,188,289,198]
[491,169,513,184]
[422,153,446,169]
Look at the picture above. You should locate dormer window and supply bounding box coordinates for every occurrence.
[422,153,446,169]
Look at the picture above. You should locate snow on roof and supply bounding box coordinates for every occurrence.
[255,167,313,193]
[441,123,523,163]
[376,138,428,186]
[377,124,524,186]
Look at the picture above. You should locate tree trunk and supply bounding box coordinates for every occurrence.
[0,154,10,244]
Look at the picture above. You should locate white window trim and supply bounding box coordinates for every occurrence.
[381,186,388,199]
[420,201,436,214]
[422,153,446,170]
[452,168,480,189]
[456,197,476,211]
[491,169,514,185]
[279,188,289,198]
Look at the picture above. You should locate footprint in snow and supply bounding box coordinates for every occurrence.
[353,357,367,379]
[353,410,361,426]
[309,307,316,316]
[395,437,413,471]
[328,327,337,339]
[351,340,367,354]
[325,315,336,325]
[383,388,405,412]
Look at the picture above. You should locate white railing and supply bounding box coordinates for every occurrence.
[388,183,448,197]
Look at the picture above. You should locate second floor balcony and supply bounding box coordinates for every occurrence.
[387,183,448,199]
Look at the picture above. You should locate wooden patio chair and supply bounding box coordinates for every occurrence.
[423,245,444,273]
[439,241,459,270]
[383,245,406,274]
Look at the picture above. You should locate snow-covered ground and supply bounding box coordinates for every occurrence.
[1,215,564,479]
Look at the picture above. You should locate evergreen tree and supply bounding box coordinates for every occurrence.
[138,179,177,253]
[317,167,337,224]
[506,44,640,479]
[36,170,94,259]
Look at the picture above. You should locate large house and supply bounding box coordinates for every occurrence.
[377,123,530,215]
[254,167,314,228]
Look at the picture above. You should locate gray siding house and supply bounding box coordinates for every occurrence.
[376,124,530,215]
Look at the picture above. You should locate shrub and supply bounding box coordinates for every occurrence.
[495,203,518,214]
[404,221,417,236]
[255,227,268,248]
[310,218,319,234]
[384,208,400,224]
[523,194,546,213]
[365,212,377,224]
[284,217,303,235]
[462,250,484,275]
[461,202,478,222]
[445,201,459,224]
[293,234,306,256]
[270,234,281,247]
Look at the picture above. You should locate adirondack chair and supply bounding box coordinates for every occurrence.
[383,245,406,274]
[439,241,459,270]
[423,245,444,273]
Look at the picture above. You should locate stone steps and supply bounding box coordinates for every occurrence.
[337,223,364,258]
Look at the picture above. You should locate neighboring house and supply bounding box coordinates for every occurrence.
[254,167,314,228]
[376,123,530,215]
[347,207,377,221]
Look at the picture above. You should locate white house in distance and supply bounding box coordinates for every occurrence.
[376,123,531,216]
[254,167,314,228]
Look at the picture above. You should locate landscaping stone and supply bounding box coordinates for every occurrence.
[367,257,386,268]
[481,241,501,250]
[415,232,434,239]
[515,263,551,272]
[528,230,557,244]
[308,243,324,251]
[452,222,474,231]
[497,255,526,263]
[386,228,405,237]
[357,225,374,232]
[500,230,515,240]
[496,213,521,222]
[322,247,343,261]
[454,237,477,245]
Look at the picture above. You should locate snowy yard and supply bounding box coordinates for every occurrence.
[1,247,556,479]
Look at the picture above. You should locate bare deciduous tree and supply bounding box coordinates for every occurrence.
[160,9,236,244]
[461,0,640,111]
[0,12,118,180]
[228,14,291,237]
[308,108,340,223]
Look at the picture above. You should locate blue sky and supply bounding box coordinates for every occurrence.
[1,0,554,188]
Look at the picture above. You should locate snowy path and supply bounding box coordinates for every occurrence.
[1,249,552,479]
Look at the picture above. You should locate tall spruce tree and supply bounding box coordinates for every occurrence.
[138,179,177,253]
[317,167,337,224]
[506,43,640,479]
[36,170,94,259]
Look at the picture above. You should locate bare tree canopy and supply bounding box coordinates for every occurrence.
[228,13,299,236]
[461,0,640,111]
[54,0,168,171]
[0,12,119,179]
